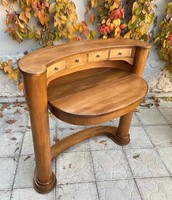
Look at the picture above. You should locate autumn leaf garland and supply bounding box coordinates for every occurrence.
[3,0,96,46]
[155,2,172,72]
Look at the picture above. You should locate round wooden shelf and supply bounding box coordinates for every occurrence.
[48,67,148,125]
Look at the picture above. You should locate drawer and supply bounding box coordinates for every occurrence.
[88,50,109,62]
[47,60,66,77]
[110,48,135,58]
[66,53,87,68]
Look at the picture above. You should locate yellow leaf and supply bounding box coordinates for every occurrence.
[124,31,132,39]
[110,2,119,11]
[8,74,13,79]
[1,0,9,7]
[25,11,31,19]
[131,15,137,23]
[4,66,12,74]
[132,2,139,13]
[112,19,121,27]
[49,3,56,13]
[19,12,28,24]
[12,72,18,81]
[7,59,12,66]
[18,82,23,90]
[67,24,76,34]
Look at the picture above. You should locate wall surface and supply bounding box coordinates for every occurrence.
[0,0,172,97]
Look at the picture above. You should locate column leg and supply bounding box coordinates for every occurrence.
[111,112,133,145]
[23,72,56,193]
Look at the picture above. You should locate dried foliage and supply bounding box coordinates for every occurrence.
[90,0,127,38]
[124,0,156,42]
[2,0,96,46]
[0,60,18,81]
[155,2,172,72]
[1,0,157,85]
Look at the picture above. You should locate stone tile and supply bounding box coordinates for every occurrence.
[14,155,56,189]
[145,125,172,147]
[27,113,57,129]
[158,99,172,108]
[0,97,25,103]
[92,150,132,181]
[0,131,23,157]
[136,177,172,200]
[159,108,172,124]
[131,113,141,126]
[11,188,55,200]
[123,127,153,149]
[49,113,58,129]
[56,152,95,184]
[56,182,98,200]
[97,180,141,200]
[14,155,35,188]
[21,129,56,155]
[157,147,172,175]
[0,158,17,190]
[113,118,120,127]
[89,136,122,151]
[125,149,169,178]
[135,108,167,125]
[0,102,27,115]
[57,128,89,152]
[0,113,27,133]
[0,190,11,200]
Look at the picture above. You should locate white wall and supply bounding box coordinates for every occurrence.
[0,0,171,96]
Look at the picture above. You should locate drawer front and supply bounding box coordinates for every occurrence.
[47,60,66,77]
[110,48,135,58]
[88,50,109,62]
[66,53,87,68]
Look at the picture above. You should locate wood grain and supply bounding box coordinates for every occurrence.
[19,38,151,194]
[19,38,151,75]
[48,67,148,125]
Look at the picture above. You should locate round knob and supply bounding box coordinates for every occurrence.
[55,67,59,70]
[75,59,80,63]
[118,52,122,55]
[96,55,100,58]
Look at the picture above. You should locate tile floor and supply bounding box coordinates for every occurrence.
[0,98,172,200]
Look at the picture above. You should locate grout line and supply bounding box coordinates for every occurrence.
[141,124,156,149]
[122,148,135,179]
[158,107,171,125]
[155,148,172,177]
[133,179,144,200]
[89,148,101,200]
[9,119,28,200]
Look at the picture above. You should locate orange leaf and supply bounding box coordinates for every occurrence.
[19,12,28,24]
[89,13,95,23]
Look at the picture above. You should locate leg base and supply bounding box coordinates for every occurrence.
[109,134,130,146]
[33,172,56,194]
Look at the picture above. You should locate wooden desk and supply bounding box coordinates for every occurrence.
[19,38,151,193]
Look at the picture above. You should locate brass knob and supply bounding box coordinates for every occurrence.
[96,55,100,58]
[118,52,122,55]
[75,59,80,63]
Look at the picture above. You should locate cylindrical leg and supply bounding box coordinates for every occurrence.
[23,72,56,193]
[111,112,133,145]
